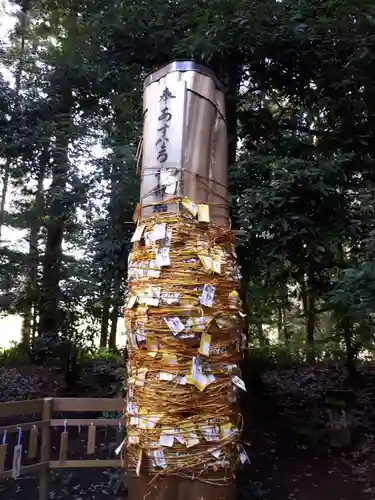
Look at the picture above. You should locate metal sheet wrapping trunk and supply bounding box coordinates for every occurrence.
[140,61,229,228]
[125,61,246,500]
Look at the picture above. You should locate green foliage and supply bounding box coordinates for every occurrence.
[76,347,125,396]
[328,263,375,319]
[248,341,348,374]
[1,0,375,375]
[0,342,31,367]
[79,347,124,362]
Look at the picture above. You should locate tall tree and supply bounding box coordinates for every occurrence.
[0,0,28,242]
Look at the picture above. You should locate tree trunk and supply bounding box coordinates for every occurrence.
[342,316,358,379]
[306,297,315,348]
[21,142,47,346]
[127,59,241,500]
[300,273,316,360]
[218,57,240,168]
[100,296,111,348]
[0,5,27,242]
[32,303,38,341]
[256,322,268,345]
[335,244,358,379]
[277,308,282,340]
[0,162,11,243]
[282,307,289,344]
[108,264,124,351]
[108,266,123,350]
[238,255,250,336]
[39,85,72,342]
[106,110,130,349]
[108,304,118,350]
[278,307,290,344]
[108,231,128,350]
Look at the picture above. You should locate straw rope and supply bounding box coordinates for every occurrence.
[124,198,247,484]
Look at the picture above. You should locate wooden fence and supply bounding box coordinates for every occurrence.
[0,397,124,500]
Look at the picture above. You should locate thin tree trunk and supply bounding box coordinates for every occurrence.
[277,308,282,341]
[32,303,38,341]
[214,54,240,166]
[108,241,127,350]
[100,296,111,348]
[108,305,118,350]
[238,256,250,337]
[306,297,316,348]
[0,165,10,243]
[344,325,357,379]
[21,142,47,346]
[340,316,358,379]
[257,323,267,345]
[282,307,289,345]
[109,272,121,349]
[300,273,316,360]
[106,117,129,349]
[0,4,27,242]
[39,86,72,342]
[335,244,358,379]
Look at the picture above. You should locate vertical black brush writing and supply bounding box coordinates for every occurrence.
[154,87,176,213]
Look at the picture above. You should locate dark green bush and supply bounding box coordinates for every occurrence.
[0,342,31,367]
[247,341,347,373]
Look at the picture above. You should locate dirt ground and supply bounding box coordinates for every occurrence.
[0,363,371,500]
[242,429,364,500]
[0,421,365,500]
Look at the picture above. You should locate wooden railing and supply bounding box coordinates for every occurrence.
[0,397,124,500]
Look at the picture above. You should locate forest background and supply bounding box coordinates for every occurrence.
[2,0,375,376]
[3,2,375,498]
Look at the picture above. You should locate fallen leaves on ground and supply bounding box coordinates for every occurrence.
[0,366,64,402]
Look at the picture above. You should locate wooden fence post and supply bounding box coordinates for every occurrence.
[39,397,52,500]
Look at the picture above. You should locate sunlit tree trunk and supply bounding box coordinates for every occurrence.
[39,83,72,342]
[0,2,27,242]
[100,295,111,348]
[21,142,47,345]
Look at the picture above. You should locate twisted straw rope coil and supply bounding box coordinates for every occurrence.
[124,198,248,484]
